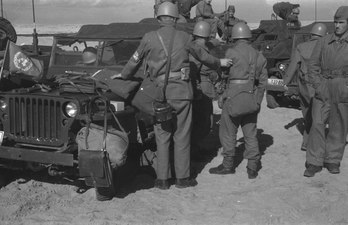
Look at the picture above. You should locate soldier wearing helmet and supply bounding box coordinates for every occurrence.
[112,2,232,189]
[209,22,268,179]
[195,0,227,39]
[190,21,221,161]
[304,6,348,177]
[283,23,327,155]
[223,5,246,42]
[82,47,97,65]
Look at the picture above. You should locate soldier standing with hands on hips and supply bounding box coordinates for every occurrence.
[209,22,267,179]
[305,6,348,177]
[112,2,232,189]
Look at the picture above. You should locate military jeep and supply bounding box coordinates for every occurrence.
[0,23,170,192]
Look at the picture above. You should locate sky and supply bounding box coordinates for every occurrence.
[4,0,348,25]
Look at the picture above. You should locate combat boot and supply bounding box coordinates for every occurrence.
[324,163,340,174]
[175,177,198,188]
[154,179,170,190]
[209,164,235,175]
[303,163,322,177]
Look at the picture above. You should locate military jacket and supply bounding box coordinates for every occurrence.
[308,33,348,89]
[121,22,220,100]
[195,1,215,19]
[224,40,267,104]
[284,38,318,85]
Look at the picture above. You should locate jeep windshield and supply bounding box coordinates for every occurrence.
[51,38,139,67]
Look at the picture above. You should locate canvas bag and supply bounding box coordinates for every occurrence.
[224,50,259,117]
[77,98,129,187]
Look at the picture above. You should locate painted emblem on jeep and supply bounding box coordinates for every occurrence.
[13,52,33,72]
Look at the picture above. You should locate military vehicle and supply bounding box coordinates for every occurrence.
[0,22,172,199]
[258,20,335,108]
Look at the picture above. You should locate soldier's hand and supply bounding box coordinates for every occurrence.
[220,58,233,67]
[110,73,122,79]
[217,95,225,109]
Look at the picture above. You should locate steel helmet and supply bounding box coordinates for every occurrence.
[193,21,211,38]
[82,47,97,64]
[231,22,252,39]
[310,23,327,37]
[156,2,179,19]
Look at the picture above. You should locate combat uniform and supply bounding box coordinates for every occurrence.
[219,40,267,173]
[190,40,219,151]
[176,0,201,21]
[195,1,226,38]
[121,20,220,181]
[307,32,348,168]
[284,38,318,151]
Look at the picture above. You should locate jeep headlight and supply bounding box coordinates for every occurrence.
[0,99,7,110]
[65,102,78,117]
[278,63,287,71]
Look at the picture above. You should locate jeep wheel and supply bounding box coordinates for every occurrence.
[0,17,17,51]
[266,91,280,109]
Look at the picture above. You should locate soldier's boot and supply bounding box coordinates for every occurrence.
[324,163,340,174]
[209,157,235,175]
[304,162,322,177]
[154,179,170,190]
[247,160,261,179]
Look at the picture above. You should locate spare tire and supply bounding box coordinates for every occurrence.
[0,17,17,51]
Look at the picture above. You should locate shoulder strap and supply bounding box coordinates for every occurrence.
[156,29,176,102]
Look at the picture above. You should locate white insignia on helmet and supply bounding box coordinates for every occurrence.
[13,52,33,72]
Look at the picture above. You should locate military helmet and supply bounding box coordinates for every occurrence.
[231,22,252,39]
[156,2,179,19]
[82,47,97,64]
[193,21,211,38]
[310,23,327,37]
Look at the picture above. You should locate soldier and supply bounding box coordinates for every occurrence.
[190,21,220,160]
[195,0,227,39]
[209,22,267,179]
[176,0,201,22]
[283,23,327,152]
[223,5,246,42]
[112,2,232,189]
[305,6,348,177]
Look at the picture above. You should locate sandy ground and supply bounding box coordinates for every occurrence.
[0,99,348,225]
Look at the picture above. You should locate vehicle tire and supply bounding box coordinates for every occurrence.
[266,91,280,109]
[0,17,17,51]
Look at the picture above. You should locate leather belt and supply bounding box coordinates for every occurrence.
[229,79,249,84]
[156,72,181,82]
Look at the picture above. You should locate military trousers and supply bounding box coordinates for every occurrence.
[298,78,315,149]
[154,99,192,180]
[325,78,348,164]
[325,102,348,164]
[219,109,260,171]
[306,97,330,166]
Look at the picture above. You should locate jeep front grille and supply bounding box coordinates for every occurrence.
[2,95,76,147]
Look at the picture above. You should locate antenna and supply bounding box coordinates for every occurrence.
[315,0,317,21]
[1,0,3,17]
[32,0,39,55]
